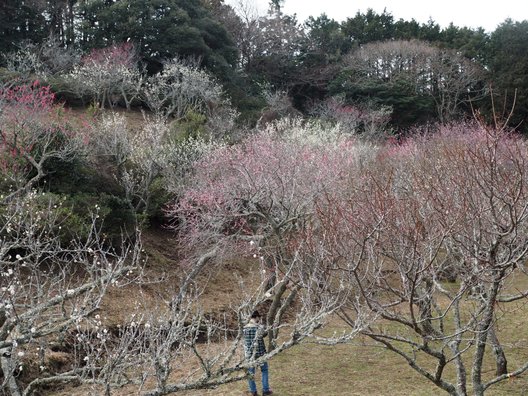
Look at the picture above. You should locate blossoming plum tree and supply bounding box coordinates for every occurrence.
[0,191,143,396]
[0,81,86,202]
[314,121,528,395]
[63,43,143,110]
[142,57,226,121]
[167,118,374,354]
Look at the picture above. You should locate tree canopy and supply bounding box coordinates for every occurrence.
[0,2,527,131]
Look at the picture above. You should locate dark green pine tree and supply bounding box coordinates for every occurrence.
[341,9,395,45]
[486,19,528,133]
[78,0,237,79]
[0,0,47,58]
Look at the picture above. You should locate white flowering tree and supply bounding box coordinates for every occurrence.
[62,43,143,110]
[142,58,225,120]
[0,190,143,396]
[92,112,224,228]
[3,45,47,79]
[3,36,80,79]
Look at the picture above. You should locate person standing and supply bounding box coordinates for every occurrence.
[243,310,273,396]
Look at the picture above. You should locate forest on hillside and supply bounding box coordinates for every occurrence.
[1,0,528,130]
[1,1,528,395]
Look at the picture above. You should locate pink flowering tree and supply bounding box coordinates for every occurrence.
[0,81,87,202]
[167,119,375,353]
[309,95,392,139]
[314,121,528,395]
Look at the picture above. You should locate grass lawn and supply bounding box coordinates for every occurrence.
[181,281,528,396]
[178,335,528,396]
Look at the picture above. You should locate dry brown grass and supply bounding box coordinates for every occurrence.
[176,319,528,396]
[43,227,528,396]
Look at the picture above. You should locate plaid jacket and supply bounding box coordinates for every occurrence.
[243,322,267,358]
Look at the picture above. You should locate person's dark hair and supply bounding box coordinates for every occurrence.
[251,310,261,319]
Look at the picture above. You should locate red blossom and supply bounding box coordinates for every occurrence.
[0,81,86,180]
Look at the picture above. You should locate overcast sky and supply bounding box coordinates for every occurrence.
[227,0,528,32]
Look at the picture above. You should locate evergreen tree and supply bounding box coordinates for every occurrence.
[78,0,237,78]
[487,19,528,132]
[0,0,46,57]
[439,24,489,63]
[341,8,395,45]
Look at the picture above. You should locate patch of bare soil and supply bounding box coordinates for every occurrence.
[95,226,261,326]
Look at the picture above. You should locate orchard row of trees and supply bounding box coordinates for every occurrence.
[169,117,528,396]
[1,0,528,131]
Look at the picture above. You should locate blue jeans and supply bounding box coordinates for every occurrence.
[248,361,270,393]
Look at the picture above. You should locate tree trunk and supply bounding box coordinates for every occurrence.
[472,274,503,396]
[450,300,468,396]
[418,279,436,336]
[66,0,76,45]
[488,323,508,376]
[266,279,288,350]
[1,346,22,396]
